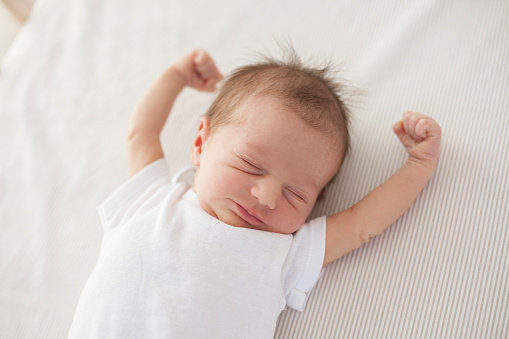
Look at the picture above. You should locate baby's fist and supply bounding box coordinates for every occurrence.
[173,49,223,92]
[392,111,441,166]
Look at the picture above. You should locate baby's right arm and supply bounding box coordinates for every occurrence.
[323,112,442,267]
[127,50,222,177]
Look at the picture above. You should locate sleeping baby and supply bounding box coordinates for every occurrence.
[69,49,441,338]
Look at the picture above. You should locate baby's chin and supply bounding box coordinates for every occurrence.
[194,195,302,234]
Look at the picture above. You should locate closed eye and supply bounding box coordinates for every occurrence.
[285,187,308,204]
[237,156,263,175]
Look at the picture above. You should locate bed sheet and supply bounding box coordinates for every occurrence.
[0,0,508,338]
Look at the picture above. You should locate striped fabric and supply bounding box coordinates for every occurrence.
[0,0,507,338]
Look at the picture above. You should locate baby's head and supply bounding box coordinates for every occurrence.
[191,51,350,234]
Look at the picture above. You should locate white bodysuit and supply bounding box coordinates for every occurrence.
[69,159,326,339]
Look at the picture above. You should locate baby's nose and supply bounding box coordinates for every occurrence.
[251,176,281,209]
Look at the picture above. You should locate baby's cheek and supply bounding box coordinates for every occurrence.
[212,167,247,195]
[277,205,309,234]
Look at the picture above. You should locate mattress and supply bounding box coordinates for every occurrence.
[0,0,507,337]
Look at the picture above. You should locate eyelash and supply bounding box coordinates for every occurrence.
[239,157,263,175]
[236,155,307,204]
[285,187,306,203]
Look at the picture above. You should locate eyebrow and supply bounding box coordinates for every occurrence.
[234,145,320,197]
[236,142,264,157]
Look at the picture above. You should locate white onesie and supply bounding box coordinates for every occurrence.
[69,159,326,339]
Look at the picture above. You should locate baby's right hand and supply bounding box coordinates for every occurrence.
[172,49,223,92]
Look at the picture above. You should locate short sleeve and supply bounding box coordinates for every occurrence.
[97,159,172,231]
[282,216,327,312]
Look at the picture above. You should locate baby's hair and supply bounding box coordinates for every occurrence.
[205,46,351,164]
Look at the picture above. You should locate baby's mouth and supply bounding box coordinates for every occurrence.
[233,201,265,227]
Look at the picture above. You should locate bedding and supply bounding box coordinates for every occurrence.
[0,0,507,337]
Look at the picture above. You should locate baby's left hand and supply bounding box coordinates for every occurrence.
[392,111,441,166]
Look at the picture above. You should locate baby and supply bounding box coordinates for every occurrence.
[69,49,441,338]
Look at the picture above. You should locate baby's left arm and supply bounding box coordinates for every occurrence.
[323,112,442,267]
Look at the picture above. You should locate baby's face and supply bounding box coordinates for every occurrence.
[191,96,342,234]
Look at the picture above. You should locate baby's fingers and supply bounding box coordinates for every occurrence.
[392,120,406,142]
[415,117,441,140]
[194,50,223,81]
[403,111,425,142]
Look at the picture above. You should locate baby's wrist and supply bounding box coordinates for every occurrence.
[161,66,187,91]
[406,156,438,174]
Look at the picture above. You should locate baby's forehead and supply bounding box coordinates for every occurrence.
[232,97,342,177]
[230,94,342,144]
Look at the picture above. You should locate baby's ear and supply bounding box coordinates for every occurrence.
[191,116,211,166]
